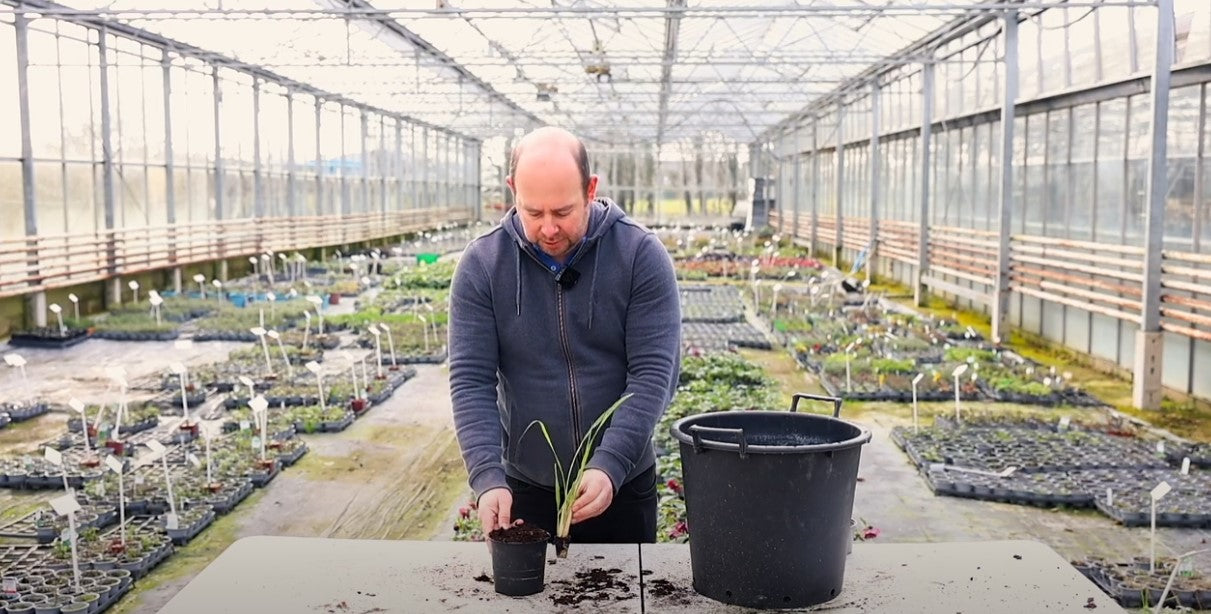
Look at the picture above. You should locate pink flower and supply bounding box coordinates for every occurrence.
[862,526,881,540]
[459,506,470,519]
[666,479,682,494]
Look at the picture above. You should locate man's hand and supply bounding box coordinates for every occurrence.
[571,469,614,524]
[477,488,513,533]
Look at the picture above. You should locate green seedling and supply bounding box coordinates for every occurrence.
[522,393,633,558]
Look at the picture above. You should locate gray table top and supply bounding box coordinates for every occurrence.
[157,537,1122,613]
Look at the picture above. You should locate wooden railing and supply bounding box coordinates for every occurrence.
[0,208,472,298]
[778,210,1211,345]
[1160,249,1211,342]
[1009,236,1144,324]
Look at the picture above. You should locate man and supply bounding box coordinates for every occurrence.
[448,126,681,545]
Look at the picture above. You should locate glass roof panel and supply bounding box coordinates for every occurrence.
[47,0,996,144]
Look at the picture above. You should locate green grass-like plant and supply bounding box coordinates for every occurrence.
[522,393,633,558]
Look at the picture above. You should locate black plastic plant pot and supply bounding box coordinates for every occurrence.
[487,525,551,597]
[671,393,871,610]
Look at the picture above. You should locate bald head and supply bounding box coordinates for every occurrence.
[509,126,592,196]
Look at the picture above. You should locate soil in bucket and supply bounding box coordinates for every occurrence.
[488,524,551,597]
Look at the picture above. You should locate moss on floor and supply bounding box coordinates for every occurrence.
[736,348,827,408]
[0,414,69,454]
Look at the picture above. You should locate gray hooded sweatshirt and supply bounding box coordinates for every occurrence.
[449,198,681,498]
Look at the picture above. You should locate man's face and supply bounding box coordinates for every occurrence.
[510,151,598,262]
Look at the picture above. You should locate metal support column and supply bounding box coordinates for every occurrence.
[916,61,935,306]
[360,110,369,216]
[421,127,429,210]
[315,100,323,217]
[792,127,803,242]
[868,82,881,282]
[252,78,264,220]
[339,106,349,217]
[212,67,224,223]
[992,11,1019,345]
[379,117,388,220]
[14,14,45,326]
[394,119,403,213]
[810,121,820,258]
[415,124,424,210]
[475,141,483,222]
[99,29,120,306]
[1134,0,1175,410]
[286,91,296,218]
[834,104,845,267]
[162,50,176,263]
[445,133,453,213]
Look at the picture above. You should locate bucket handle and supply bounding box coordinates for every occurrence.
[687,425,748,458]
[790,393,843,418]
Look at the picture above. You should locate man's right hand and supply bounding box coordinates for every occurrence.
[477,488,513,534]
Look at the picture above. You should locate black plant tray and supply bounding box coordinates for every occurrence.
[193,331,258,342]
[9,328,92,348]
[380,349,448,365]
[4,403,49,422]
[277,442,309,467]
[208,480,255,515]
[92,330,179,342]
[165,508,216,545]
[248,462,280,487]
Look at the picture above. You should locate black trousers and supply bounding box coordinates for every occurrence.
[507,465,658,544]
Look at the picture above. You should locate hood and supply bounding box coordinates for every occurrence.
[500,197,626,328]
[500,196,624,253]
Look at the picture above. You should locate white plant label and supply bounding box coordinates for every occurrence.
[134,475,144,485]
[60,529,77,543]
[105,456,123,474]
[1151,481,1172,501]
[2,578,16,593]
[49,493,82,516]
[1058,416,1071,431]
[1106,488,1113,506]
[44,447,63,467]
[239,420,251,431]
[1157,441,1166,454]
[1181,457,1191,475]
[165,513,179,531]
[146,440,167,456]
[186,453,201,468]
[251,436,262,450]
[305,361,322,375]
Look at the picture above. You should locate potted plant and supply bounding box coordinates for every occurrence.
[486,523,550,597]
[521,394,632,558]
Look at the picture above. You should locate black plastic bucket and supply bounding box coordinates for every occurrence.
[671,393,871,609]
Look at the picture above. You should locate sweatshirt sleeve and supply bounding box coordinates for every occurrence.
[448,246,508,500]
[589,233,681,492]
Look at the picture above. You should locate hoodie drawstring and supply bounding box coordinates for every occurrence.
[588,251,600,330]
[515,247,522,316]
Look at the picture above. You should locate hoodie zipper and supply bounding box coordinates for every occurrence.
[517,246,584,452]
[556,285,582,450]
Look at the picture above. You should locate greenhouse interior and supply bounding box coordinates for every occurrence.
[0,0,1210,612]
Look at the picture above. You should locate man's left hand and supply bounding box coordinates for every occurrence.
[570,469,614,524]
